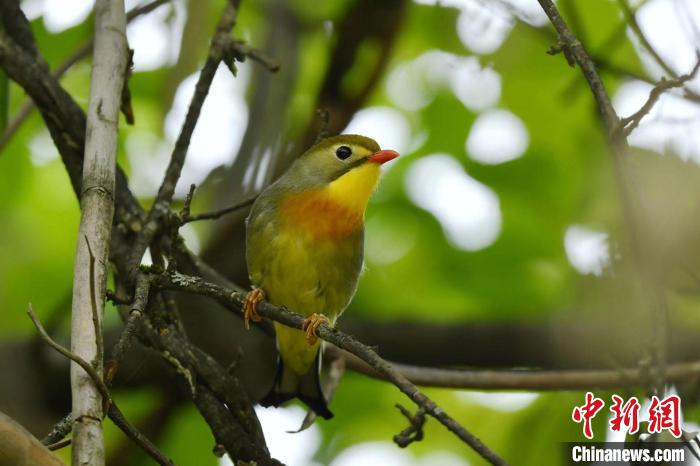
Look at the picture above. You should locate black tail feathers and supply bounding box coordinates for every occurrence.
[260,353,333,420]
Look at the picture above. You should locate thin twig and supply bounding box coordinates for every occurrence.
[28,305,111,405]
[181,194,258,224]
[617,0,700,103]
[618,0,674,78]
[107,403,174,466]
[536,0,671,394]
[47,438,72,451]
[127,0,242,272]
[155,271,508,465]
[617,57,700,136]
[105,274,152,385]
[28,307,175,466]
[42,414,73,446]
[536,0,620,132]
[227,40,280,72]
[393,404,426,448]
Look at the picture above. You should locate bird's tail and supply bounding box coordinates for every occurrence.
[259,351,333,420]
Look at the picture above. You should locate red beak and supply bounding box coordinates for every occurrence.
[368,149,400,164]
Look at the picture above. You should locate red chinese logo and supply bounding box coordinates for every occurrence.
[572,392,605,439]
[573,393,682,439]
[609,395,640,435]
[648,395,681,438]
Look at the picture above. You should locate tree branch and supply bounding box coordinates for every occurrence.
[536,0,620,133]
[68,1,129,463]
[536,0,675,394]
[617,57,700,136]
[133,299,278,464]
[0,1,278,462]
[328,347,700,391]
[126,0,241,272]
[154,271,508,465]
[174,184,258,225]
[28,306,174,466]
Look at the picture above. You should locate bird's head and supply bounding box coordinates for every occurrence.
[289,134,399,190]
[277,134,399,228]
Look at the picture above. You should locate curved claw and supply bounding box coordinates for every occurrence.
[302,313,330,345]
[243,289,265,330]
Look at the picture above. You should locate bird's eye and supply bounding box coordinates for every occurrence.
[335,145,352,160]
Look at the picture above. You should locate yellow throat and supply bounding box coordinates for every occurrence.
[281,162,382,239]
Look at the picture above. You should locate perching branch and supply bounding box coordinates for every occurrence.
[69,1,128,464]
[154,271,508,466]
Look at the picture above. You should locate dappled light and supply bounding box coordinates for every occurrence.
[466,108,528,164]
[405,154,501,250]
[3,0,700,464]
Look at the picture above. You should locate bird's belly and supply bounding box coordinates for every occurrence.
[259,230,362,320]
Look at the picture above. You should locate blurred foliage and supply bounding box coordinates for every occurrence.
[3,0,699,464]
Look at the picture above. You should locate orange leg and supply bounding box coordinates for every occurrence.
[243,288,265,330]
[302,313,330,345]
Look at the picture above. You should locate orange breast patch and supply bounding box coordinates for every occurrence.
[280,190,363,240]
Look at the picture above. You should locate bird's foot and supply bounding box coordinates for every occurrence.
[243,288,265,330]
[302,313,330,345]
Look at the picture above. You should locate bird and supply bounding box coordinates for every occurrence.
[243,134,399,419]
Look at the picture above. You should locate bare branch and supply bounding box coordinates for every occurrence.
[226,40,280,72]
[537,0,671,394]
[27,305,112,407]
[127,0,242,272]
[68,1,129,463]
[329,346,700,391]
[393,404,426,448]
[618,57,700,136]
[28,306,175,466]
[42,414,73,446]
[106,404,174,466]
[617,0,677,78]
[105,274,152,384]
[536,0,620,132]
[174,185,258,225]
[47,439,72,451]
[154,271,508,466]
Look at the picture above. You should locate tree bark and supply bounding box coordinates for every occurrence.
[69,1,127,465]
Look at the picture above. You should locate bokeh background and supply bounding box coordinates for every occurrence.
[2,0,700,464]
